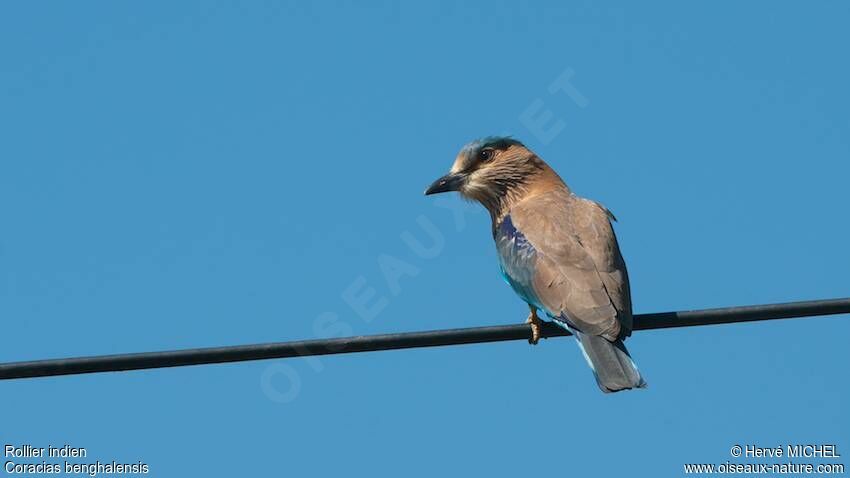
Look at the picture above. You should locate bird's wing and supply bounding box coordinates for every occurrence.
[510,192,632,340]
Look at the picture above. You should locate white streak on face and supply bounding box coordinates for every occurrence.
[459,169,489,200]
[449,153,467,174]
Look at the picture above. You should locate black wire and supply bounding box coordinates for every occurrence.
[1,298,848,381]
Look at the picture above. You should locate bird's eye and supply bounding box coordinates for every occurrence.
[479,149,494,162]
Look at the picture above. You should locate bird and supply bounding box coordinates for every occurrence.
[424,137,646,393]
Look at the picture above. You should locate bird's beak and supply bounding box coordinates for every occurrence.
[424,173,465,195]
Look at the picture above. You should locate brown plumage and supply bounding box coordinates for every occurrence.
[511,190,632,341]
[425,137,645,392]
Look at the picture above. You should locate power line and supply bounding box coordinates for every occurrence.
[1,298,848,381]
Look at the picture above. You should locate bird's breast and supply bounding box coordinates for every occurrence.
[494,215,543,309]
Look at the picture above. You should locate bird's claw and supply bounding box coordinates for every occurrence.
[528,321,541,345]
[526,308,542,345]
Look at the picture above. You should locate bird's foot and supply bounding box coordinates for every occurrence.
[526,307,542,345]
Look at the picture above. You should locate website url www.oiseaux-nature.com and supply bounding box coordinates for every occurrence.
[684,462,845,475]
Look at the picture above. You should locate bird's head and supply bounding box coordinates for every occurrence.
[425,137,549,213]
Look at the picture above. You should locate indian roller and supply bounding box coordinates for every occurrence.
[425,137,646,393]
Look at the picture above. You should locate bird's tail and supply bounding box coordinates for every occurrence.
[556,321,647,393]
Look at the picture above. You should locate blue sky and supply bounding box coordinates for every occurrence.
[1,1,848,476]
